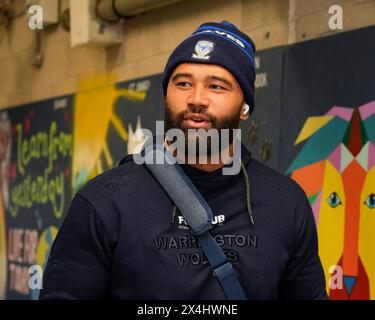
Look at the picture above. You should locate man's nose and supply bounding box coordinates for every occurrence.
[186,85,210,111]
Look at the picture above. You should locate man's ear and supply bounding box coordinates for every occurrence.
[240,102,250,120]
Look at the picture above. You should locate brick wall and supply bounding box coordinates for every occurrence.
[0,0,374,109]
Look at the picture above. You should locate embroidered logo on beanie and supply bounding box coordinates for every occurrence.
[192,40,214,60]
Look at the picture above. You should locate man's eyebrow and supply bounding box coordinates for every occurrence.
[171,73,193,82]
[208,75,233,89]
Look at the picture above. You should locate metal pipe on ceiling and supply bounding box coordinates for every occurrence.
[95,0,183,22]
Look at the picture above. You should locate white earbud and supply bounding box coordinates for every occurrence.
[242,103,250,115]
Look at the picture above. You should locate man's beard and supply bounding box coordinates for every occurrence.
[164,102,241,157]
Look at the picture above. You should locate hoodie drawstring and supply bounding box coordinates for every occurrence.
[240,159,255,225]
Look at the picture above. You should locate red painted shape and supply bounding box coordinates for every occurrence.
[329,257,370,300]
[342,160,366,277]
[25,117,30,133]
[347,109,362,157]
[64,111,70,122]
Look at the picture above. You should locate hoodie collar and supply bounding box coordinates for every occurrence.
[180,143,252,182]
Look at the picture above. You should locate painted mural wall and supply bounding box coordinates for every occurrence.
[0,25,374,300]
[0,97,73,300]
[280,25,375,299]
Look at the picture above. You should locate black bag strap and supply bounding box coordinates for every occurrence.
[142,142,247,300]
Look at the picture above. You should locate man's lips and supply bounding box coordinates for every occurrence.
[184,113,211,122]
[183,114,212,129]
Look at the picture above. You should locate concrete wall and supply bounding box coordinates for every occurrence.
[0,0,374,110]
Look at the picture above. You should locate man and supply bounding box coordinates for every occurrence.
[40,21,327,300]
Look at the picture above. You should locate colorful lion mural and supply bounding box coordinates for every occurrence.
[286,100,375,299]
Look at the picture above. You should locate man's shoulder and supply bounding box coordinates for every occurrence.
[249,158,306,200]
[78,154,149,201]
[249,159,314,241]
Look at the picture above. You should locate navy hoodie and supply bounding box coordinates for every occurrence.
[39,143,327,300]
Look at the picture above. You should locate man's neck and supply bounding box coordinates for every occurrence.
[187,161,225,173]
[166,141,234,173]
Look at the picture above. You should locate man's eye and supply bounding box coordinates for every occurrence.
[176,82,191,87]
[209,84,225,90]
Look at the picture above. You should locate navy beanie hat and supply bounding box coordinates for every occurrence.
[162,20,256,113]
